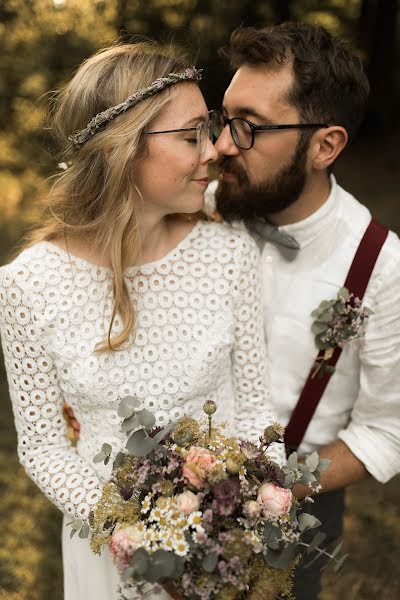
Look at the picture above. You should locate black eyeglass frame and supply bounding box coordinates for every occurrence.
[211,112,329,150]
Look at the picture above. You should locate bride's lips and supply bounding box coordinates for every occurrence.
[192,177,209,187]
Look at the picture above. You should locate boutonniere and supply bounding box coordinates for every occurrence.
[311,287,373,378]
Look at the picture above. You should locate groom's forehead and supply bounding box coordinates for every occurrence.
[223,64,295,117]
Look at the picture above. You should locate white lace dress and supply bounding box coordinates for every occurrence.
[0,220,284,600]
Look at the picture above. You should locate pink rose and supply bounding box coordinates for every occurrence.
[110,523,143,565]
[257,483,292,516]
[182,446,217,489]
[176,490,200,514]
[243,500,261,519]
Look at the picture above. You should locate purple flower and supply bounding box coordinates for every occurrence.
[212,478,240,516]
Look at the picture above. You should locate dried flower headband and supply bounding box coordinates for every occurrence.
[68,67,203,150]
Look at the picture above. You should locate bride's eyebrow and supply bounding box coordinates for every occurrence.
[182,115,207,127]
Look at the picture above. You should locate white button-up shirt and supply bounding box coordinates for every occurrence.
[258,176,400,483]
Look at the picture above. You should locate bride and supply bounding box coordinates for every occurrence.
[0,41,284,599]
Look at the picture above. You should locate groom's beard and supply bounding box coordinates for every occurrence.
[215,139,308,222]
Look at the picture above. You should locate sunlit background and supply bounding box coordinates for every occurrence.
[0,1,399,599]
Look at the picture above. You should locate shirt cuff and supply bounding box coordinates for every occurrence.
[338,425,399,484]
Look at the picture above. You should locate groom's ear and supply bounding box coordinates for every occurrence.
[309,126,348,170]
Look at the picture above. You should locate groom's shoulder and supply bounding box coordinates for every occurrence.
[339,183,400,262]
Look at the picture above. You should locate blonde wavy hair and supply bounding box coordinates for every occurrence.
[20,41,194,352]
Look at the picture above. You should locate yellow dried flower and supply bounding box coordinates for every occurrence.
[160,480,175,497]
[222,528,253,562]
[207,462,228,485]
[173,416,200,446]
[215,585,238,600]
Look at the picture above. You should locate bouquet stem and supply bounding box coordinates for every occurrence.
[161,581,185,600]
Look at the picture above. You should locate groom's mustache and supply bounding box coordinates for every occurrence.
[218,157,249,187]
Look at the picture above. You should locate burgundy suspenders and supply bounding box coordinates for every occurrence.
[284,219,389,454]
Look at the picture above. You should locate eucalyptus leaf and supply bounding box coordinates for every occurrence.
[101,443,112,455]
[298,513,321,532]
[333,553,349,573]
[303,550,324,569]
[121,566,136,581]
[338,287,350,300]
[70,528,78,539]
[152,423,175,445]
[118,396,141,419]
[79,521,90,539]
[129,548,150,578]
[104,455,110,466]
[306,531,327,554]
[287,451,298,470]
[173,555,185,578]
[264,522,281,546]
[113,451,126,469]
[299,470,317,485]
[93,452,105,464]
[317,311,333,323]
[284,473,295,488]
[151,549,177,579]
[136,409,156,431]
[305,451,319,472]
[71,518,83,531]
[126,429,156,457]
[311,322,328,335]
[121,414,140,433]
[264,543,299,570]
[330,541,343,559]
[320,299,336,309]
[202,553,219,573]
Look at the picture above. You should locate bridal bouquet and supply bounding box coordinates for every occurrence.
[71,398,337,599]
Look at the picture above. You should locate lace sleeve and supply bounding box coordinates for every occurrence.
[231,232,286,466]
[0,264,102,519]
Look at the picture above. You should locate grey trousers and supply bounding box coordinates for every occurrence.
[291,488,346,600]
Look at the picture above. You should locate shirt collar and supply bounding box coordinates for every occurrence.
[277,174,339,249]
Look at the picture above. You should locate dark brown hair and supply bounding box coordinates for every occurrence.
[219,22,370,143]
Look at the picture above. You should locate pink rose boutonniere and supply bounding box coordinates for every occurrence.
[311,286,373,378]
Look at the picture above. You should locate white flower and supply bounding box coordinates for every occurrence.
[173,538,190,556]
[188,511,203,528]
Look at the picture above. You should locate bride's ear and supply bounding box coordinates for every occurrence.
[309,126,348,170]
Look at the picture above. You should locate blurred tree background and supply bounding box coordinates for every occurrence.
[0,0,399,599]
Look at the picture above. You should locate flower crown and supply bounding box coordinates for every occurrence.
[68,67,203,150]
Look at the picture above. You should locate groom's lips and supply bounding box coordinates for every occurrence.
[221,170,238,182]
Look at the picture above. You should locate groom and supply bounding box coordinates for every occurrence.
[208,22,400,599]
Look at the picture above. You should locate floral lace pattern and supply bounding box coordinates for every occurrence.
[0,220,284,520]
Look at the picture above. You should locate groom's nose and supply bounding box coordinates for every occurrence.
[215,124,240,157]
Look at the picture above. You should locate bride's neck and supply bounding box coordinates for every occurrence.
[137,214,173,265]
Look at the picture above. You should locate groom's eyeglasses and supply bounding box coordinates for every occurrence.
[209,110,328,150]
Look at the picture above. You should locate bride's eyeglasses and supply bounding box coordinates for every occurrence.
[209,110,328,150]
[145,120,213,155]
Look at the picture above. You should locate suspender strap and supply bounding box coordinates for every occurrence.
[284,218,389,454]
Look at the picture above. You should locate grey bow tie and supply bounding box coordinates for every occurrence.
[249,219,300,250]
